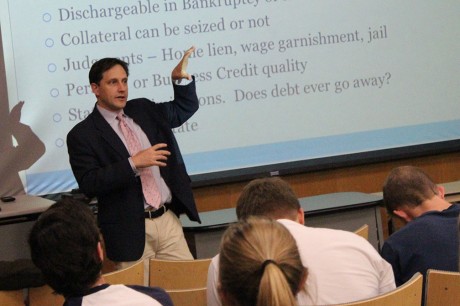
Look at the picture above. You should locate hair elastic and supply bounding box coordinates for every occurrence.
[261,259,277,273]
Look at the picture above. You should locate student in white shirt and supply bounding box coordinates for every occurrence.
[207,177,395,306]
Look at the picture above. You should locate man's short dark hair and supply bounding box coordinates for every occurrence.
[89,57,129,85]
[383,166,438,213]
[236,177,300,220]
[28,198,102,297]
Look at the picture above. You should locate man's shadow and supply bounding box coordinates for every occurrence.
[0,101,46,196]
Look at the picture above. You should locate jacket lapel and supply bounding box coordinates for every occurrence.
[91,107,130,158]
[124,105,164,145]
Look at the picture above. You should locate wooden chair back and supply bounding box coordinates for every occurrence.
[103,260,144,285]
[149,258,212,289]
[353,224,369,240]
[425,269,460,306]
[0,289,24,306]
[166,287,207,306]
[28,285,65,306]
[333,272,423,306]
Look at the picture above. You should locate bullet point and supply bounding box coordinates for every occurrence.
[55,138,65,148]
[48,63,57,72]
[50,88,59,97]
[45,38,54,48]
[53,113,62,122]
[42,13,52,22]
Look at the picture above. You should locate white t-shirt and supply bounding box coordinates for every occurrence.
[207,219,395,306]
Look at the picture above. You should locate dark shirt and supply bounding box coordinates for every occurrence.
[64,284,173,306]
[381,204,460,286]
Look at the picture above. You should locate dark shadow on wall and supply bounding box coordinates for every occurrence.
[0,101,46,196]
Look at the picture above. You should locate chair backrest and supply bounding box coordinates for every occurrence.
[28,285,65,306]
[149,258,212,290]
[425,269,460,306]
[166,287,207,306]
[333,272,423,306]
[353,224,369,240]
[103,260,144,286]
[0,289,24,306]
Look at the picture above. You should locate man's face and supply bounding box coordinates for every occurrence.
[91,64,128,111]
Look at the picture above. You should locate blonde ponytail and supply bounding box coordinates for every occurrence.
[219,217,306,306]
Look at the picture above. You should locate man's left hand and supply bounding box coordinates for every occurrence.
[171,46,195,81]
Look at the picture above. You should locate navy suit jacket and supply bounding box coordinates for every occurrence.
[67,79,200,261]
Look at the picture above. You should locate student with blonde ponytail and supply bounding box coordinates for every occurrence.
[208,177,395,306]
[218,217,307,306]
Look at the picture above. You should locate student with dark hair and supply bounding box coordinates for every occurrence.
[208,177,395,305]
[219,217,306,306]
[381,166,460,286]
[29,198,172,306]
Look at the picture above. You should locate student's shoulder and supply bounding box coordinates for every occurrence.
[278,219,371,245]
[127,285,173,306]
[384,220,424,247]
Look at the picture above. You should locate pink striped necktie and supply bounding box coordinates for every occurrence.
[117,113,161,209]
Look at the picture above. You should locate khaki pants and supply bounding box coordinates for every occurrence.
[115,209,193,284]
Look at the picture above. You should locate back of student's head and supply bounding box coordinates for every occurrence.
[236,177,300,221]
[29,198,102,297]
[219,217,306,306]
[383,166,438,213]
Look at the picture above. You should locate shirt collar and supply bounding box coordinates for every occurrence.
[96,104,123,124]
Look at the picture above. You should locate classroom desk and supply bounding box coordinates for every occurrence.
[0,195,55,225]
[6,181,457,261]
[0,195,55,261]
[441,180,460,203]
[181,192,383,259]
[300,192,383,250]
[180,208,237,259]
[372,180,460,203]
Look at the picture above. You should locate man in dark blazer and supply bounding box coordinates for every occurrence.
[66,47,200,270]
